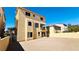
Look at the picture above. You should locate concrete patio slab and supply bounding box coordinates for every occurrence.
[19,37,79,51]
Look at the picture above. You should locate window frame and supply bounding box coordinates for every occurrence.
[25,12,30,16]
[35,23,39,28]
[28,22,32,26]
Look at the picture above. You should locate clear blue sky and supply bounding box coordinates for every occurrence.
[4,7,79,30]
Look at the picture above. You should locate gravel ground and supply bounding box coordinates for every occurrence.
[20,37,79,51]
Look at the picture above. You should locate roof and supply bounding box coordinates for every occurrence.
[47,24,67,27]
[16,7,45,18]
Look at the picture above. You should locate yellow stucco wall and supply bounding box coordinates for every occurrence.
[0,36,10,51]
[16,9,26,42]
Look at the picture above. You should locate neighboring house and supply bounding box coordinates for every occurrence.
[7,28,16,41]
[0,7,5,38]
[16,7,46,41]
[46,24,68,37]
[7,27,16,35]
[53,24,68,32]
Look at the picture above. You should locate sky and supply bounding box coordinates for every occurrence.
[4,7,79,30]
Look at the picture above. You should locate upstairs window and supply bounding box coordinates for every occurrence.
[35,23,39,28]
[40,17,43,21]
[28,22,32,26]
[25,12,30,16]
[33,14,35,17]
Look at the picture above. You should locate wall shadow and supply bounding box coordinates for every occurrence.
[6,38,24,51]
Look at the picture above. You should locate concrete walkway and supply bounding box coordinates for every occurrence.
[20,37,79,51]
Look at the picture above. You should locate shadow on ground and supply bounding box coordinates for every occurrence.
[6,39,24,51]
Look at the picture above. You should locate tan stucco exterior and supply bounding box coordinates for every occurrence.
[0,7,5,38]
[16,8,26,41]
[0,36,10,51]
[16,7,46,41]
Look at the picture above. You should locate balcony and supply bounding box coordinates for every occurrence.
[42,29,47,32]
[41,27,46,32]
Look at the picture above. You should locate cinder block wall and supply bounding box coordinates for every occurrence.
[0,36,10,51]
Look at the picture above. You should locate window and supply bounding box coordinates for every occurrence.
[28,22,32,26]
[54,26,61,30]
[38,32,40,36]
[33,14,35,17]
[35,23,39,28]
[25,12,30,16]
[40,24,45,29]
[27,32,32,37]
[30,32,32,37]
[40,17,43,21]
[42,32,45,37]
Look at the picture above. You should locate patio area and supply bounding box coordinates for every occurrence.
[19,37,79,51]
